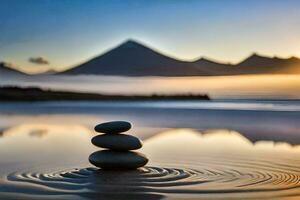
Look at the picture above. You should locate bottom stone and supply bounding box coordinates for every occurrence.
[89,150,149,170]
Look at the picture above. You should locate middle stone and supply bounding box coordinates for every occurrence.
[92,134,143,151]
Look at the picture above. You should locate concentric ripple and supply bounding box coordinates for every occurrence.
[3,161,300,199]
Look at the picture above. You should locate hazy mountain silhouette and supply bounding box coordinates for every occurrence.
[38,69,57,75]
[3,39,300,76]
[234,53,300,74]
[194,57,231,68]
[61,40,203,76]
[61,40,300,76]
[191,54,300,75]
[0,62,26,76]
[191,57,235,75]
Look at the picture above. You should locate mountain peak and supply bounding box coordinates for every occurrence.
[243,53,300,63]
[123,39,139,44]
[247,53,267,59]
[195,57,210,62]
[60,39,300,76]
[62,39,202,76]
[119,39,146,49]
[238,53,271,65]
[194,57,231,65]
[288,56,300,61]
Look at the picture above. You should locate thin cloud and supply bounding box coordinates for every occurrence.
[29,57,49,65]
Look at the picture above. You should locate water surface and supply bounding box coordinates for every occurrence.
[0,100,300,199]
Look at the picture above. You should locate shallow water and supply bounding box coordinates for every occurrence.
[1,101,300,199]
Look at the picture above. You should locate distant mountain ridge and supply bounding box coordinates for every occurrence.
[0,62,26,76]
[234,53,300,74]
[2,39,300,76]
[61,40,300,76]
[61,40,202,76]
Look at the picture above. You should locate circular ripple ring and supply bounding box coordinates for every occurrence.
[4,164,300,199]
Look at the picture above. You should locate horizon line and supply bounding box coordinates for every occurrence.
[2,38,300,75]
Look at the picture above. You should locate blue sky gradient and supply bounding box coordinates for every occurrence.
[1,0,300,73]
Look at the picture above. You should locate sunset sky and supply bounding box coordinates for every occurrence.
[1,0,300,73]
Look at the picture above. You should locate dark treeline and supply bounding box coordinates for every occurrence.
[0,86,210,101]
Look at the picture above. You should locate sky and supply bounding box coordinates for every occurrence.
[1,0,300,74]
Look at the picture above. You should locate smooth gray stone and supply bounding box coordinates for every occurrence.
[89,150,148,169]
[94,121,131,134]
[92,134,143,150]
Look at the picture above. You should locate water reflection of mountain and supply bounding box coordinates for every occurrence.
[0,127,10,138]
[1,126,300,200]
[0,128,5,137]
[28,129,48,138]
[146,128,300,150]
[0,126,48,138]
[1,121,300,149]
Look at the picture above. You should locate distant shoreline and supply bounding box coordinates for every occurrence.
[0,86,210,101]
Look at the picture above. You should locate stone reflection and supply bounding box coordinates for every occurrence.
[28,129,48,138]
[0,128,5,137]
[0,127,12,138]
[0,123,93,139]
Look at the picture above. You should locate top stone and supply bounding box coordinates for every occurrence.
[94,121,132,134]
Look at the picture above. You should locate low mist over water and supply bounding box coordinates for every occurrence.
[2,74,300,99]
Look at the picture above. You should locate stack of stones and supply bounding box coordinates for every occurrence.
[89,121,148,170]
